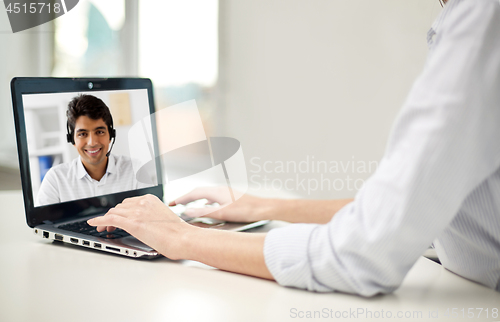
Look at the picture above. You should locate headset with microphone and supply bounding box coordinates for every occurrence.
[66,117,116,157]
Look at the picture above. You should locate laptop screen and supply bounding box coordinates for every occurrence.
[12,78,163,227]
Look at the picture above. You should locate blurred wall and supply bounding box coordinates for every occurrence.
[217,0,442,199]
[0,8,53,169]
[1,0,442,199]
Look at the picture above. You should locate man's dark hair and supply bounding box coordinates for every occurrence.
[66,94,113,142]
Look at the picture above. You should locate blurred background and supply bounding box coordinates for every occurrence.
[0,0,441,199]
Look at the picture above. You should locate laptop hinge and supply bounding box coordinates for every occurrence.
[43,220,53,225]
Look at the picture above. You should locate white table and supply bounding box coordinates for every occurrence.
[1,190,499,322]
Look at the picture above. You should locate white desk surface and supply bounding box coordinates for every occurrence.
[1,190,499,322]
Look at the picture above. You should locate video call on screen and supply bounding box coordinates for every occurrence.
[22,89,156,207]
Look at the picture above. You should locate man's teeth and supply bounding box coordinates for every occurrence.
[87,149,100,154]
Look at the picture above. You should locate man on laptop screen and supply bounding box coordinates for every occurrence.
[36,94,151,206]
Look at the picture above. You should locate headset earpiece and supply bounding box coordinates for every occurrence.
[106,129,116,157]
[66,121,75,145]
[105,119,116,157]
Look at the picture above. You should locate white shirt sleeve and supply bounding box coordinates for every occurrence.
[264,0,500,296]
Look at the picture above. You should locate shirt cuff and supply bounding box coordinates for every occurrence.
[264,223,329,291]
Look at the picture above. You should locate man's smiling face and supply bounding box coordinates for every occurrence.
[73,115,110,170]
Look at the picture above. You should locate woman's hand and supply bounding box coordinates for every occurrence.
[87,193,273,280]
[170,187,274,223]
[87,194,193,259]
[172,187,354,224]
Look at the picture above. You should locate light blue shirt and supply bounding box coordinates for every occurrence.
[264,0,500,296]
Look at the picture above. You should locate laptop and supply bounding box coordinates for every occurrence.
[11,77,267,259]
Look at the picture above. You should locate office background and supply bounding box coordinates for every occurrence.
[0,0,441,199]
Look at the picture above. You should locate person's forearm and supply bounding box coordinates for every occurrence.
[181,227,273,280]
[262,198,353,224]
[177,197,353,280]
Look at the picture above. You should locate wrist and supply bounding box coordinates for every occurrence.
[163,222,199,260]
[257,198,284,221]
[177,223,209,261]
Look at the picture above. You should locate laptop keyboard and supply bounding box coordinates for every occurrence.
[58,220,130,239]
